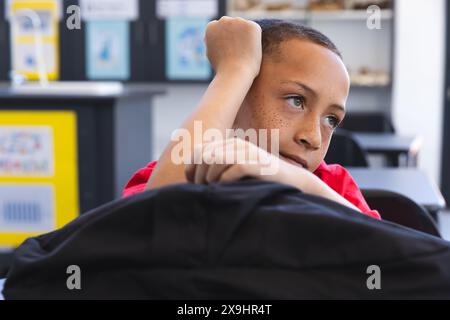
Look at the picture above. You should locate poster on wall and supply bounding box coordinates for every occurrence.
[85,20,130,80]
[9,0,60,81]
[0,126,54,176]
[166,17,211,80]
[0,111,79,248]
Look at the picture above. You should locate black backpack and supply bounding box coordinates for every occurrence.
[3,179,450,299]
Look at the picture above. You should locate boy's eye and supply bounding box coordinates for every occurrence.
[285,96,305,109]
[326,115,341,129]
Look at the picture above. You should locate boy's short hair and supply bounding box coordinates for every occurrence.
[254,19,342,60]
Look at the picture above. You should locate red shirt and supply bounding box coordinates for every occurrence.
[123,160,381,220]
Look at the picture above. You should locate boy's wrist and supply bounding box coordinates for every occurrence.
[289,167,325,197]
[284,166,361,212]
[215,63,259,81]
[278,163,310,192]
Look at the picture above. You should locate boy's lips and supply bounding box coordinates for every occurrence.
[279,152,308,169]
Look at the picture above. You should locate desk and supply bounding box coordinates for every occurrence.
[348,168,446,213]
[353,133,422,167]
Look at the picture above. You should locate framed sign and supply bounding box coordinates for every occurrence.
[0,111,79,247]
[9,0,60,81]
[166,17,211,80]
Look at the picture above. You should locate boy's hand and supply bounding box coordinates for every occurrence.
[205,16,262,79]
[184,137,362,213]
[185,137,298,186]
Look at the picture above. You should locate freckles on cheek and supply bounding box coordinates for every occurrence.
[251,105,290,130]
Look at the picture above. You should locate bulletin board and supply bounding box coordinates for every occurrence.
[0,110,79,247]
[0,0,227,82]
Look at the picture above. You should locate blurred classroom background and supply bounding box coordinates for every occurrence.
[0,0,449,268]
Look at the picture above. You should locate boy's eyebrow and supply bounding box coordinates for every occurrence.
[281,80,317,98]
[329,104,346,114]
[281,80,346,113]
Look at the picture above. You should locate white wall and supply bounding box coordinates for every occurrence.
[152,84,208,158]
[392,0,446,182]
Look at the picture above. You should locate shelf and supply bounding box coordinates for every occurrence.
[350,72,391,88]
[310,9,393,20]
[229,9,307,20]
[350,83,391,89]
[228,9,393,21]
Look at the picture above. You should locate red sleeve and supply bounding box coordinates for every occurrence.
[124,160,380,219]
[314,161,381,220]
[122,161,158,198]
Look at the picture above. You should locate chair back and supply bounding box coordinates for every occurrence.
[341,112,395,133]
[362,189,441,237]
[325,129,369,167]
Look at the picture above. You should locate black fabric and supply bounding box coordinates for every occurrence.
[362,189,441,237]
[3,179,450,299]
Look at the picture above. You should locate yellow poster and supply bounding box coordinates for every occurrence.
[0,111,79,247]
[10,0,60,81]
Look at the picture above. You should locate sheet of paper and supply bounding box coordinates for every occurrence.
[80,0,139,21]
[157,0,218,18]
[12,43,58,77]
[166,17,211,80]
[0,185,55,233]
[85,20,130,80]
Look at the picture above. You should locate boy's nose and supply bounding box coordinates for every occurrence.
[295,119,322,151]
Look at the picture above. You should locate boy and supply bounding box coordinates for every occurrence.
[124,17,380,220]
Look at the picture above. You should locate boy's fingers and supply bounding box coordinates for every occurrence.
[193,141,217,184]
[194,161,210,184]
[186,138,247,184]
[205,139,254,183]
[203,142,225,183]
[184,162,196,182]
[218,164,249,183]
[185,144,201,182]
[205,163,231,184]
[202,139,240,184]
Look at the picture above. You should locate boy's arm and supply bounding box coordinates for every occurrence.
[184,138,363,213]
[146,17,262,190]
[287,170,363,212]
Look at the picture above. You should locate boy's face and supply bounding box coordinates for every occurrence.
[234,38,350,172]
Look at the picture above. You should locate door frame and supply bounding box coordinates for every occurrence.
[441,0,450,207]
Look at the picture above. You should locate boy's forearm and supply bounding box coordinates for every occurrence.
[146,68,256,190]
[285,169,362,212]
